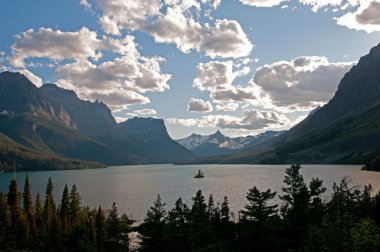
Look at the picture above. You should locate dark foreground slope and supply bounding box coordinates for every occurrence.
[0,133,104,171]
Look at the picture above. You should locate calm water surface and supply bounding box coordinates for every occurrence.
[1,164,380,223]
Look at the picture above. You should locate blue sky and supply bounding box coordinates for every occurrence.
[1,0,380,139]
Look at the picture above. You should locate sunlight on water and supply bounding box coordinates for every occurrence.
[1,164,380,223]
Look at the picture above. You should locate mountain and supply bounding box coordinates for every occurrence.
[40,83,195,163]
[0,71,74,127]
[177,130,284,157]
[0,71,195,168]
[119,117,196,163]
[204,43,380,165]
[40,84,116,137]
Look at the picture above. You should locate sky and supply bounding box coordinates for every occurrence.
[0,0,380,139]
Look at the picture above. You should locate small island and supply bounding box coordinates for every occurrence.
[194,169,204,179]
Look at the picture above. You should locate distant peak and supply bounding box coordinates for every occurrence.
[213,130,223,136]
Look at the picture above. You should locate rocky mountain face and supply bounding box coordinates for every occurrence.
[206,43,380,165]
[40,84,116,136]
[177,130,284,157]
[0,71,195,169]
[0,71,74,128]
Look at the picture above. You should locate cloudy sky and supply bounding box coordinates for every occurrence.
[1,0,379,139]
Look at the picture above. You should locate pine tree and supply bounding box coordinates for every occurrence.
[241,186,278,222]
[220,196,231,223]
[167,198,191,251]
[191,190,208,224]
[0,192,11,250]
[60,184,70,233]
[43,177,55,224]
[107,202,120,237]
[96,206,107,250]
[141,195,167,251]
[7,178,26,246]
[69,184,81,228]
[23,174,34,245]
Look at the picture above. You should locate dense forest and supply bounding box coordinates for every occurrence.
[1,165,380,251]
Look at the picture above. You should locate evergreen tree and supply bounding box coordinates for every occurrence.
[241,186,278,222]
[0,192,11,250]
[96,206,107,250]
[220,196,231,223]
[141,195,167,252]
[69,184,81,228]
[7,178,26,247]
[43,177,55,224]
[167,198,191,252]
[60,184,70,233]
[239,186,278,251]
[23,174,34,245]
[279,164,326,251]
[107,202,120,237]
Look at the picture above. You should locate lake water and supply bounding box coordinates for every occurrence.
[1,164,380,223]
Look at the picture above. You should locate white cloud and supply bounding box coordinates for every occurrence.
[336,0,380,32]
[239,0,289,8]
[168,109,289,130]
[80,0,92,11]
[127,108,158,116]
[252,56,356,111]
[10,27,103,67]
[187,98,213,112]
[193,60,258,103]
[55,35,171,111]
[216,102,240,111]
[98,0,162,34]
[299,0,344,12]
[97,0,252,58]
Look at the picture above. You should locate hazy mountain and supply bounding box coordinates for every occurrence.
[197,43,380,165]
[177,130,284,157]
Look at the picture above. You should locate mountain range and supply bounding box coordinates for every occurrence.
[0,72,194,171]
[184,42,380,171]
[177,130,284,157]
[2,42,380,171]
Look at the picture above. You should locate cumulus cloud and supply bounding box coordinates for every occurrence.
[55,35,171,111]
[194,60,258,103]
[97,0,253,58]
[98,0,162,34]
[168,109,289,130]
[20,69,43,87]
[9,27,103,67]
[187,98,213,112]
[239,0,289,8]
[336,0,380,32]
[252,56,356,111]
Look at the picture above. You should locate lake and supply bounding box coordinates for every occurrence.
[1,164,380,223]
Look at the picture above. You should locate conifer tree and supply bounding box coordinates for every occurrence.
[96,206,107,250]
[69,184,81,228]
[43,177,55,223]
[141,195,167,251]
[0,192,11,250]
[220,196,231,223]
[60,184,70,233]
[8,178,26,246]
[23,174,34,245]
[241,186,278,222]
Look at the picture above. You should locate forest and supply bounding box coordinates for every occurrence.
[1,164,380,251]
